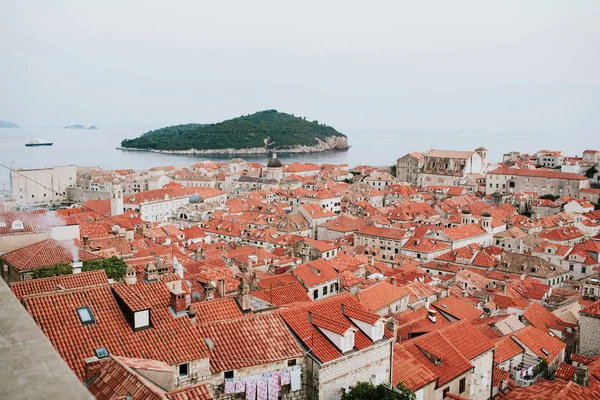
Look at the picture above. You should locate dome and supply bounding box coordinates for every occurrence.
[267,153,282,168]
[461,209,471,215]
[481,211,492,218]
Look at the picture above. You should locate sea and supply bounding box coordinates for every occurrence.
[0,126,592,190]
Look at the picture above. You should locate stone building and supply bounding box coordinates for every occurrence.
[11,165,77,206]
[420,148,486,187]
[485,167,589,197]
[395,152,424,185]
[579,299,600,357]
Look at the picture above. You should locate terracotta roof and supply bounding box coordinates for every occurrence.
[555,362,576,380]
[0,209,52,234]
[2,239,103,272]
[198,313,303,373]
[439,321,494,360]
[356,281,409,313]
[10,270,108,300]
[581,299,600,317]
[435,224,488,241]
[432,296,483,321]
[355,226,409,241]
[22,284,209,381]
[167,383,214,400]
[492,366,511,388]
[493,335,524,363]
[293,259,339,288]
[252,281,311,307]
[402,238,450,253]
[426,149,475,159]
[501,379,600,400]
[487,167,587,181]
[279,294,389,363]
[392,345,437,390]
[190,297,243,323]
[522,302,575,334]
[512,326,566,363]
[87,355,170,400]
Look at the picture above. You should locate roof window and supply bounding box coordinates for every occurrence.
[76,306,95,325]
[94,347,108,358]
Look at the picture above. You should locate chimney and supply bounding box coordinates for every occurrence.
[217,279,226,298]
[71,261,82,274]
[205,281,215,301]
[237,278,252,313]
[390,277,396,286]
[341,303,345,315]
[462,288,469,297]
[188,307,197,325]
[84,357,108,382]
[368,255,374,266]
[124,265,137,285]
[575,365,589,387]
[386,318,399,341]
[82,235,90,250]
[170,288,187,314]
[427,309,437,323]
[308,312,313,323]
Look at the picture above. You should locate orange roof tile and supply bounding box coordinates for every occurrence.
[357,281,409,314]
[190,297,243,323]
[10,270,108,300]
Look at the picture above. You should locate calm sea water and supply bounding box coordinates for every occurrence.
[0,126,591,189]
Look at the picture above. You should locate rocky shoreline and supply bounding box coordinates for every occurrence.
[118,136,349,155]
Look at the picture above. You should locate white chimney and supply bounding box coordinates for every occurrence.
[71,261,83,274]
[427,309,437,323]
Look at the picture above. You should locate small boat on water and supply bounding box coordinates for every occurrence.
[25,138,53,147]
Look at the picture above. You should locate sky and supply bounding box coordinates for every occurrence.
[1,1,599,136]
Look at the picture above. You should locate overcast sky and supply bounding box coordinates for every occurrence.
[1,1,599,134]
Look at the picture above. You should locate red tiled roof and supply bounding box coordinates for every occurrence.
[581,299,600,317]
[293,259,339,288]
[487,167,588,181]
[436,224,488,241]
[512,326,566,363]
[501,379,600,400]
[493,336,524,363]
[392,345,437,390]
[0,209,51,234]
[357,281,409,314]
[279,294,389,363]
[2,239,103,271]
[402,238,450,253]
[492,366,511,388]
[10,270,108,300]
[439,321,494,360]
[252,281,311,307]
[523,302,575,334]
[198,313,303,373]
[22,284,209,381]
[167,383,214,400]
[190,297,243,323]
[355,226,409,241]
[432,296,483,321]
[555,362,576,380]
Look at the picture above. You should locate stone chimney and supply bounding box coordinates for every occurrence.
[71,261,82,274]
[427,308,437,323]
[170,288,187,315]
[575,364,589,387]
[237,278,252,313]
[217,279,226,298]
[386,318,399,340]
[144,262,159,282]
[84,357,108,382]
[82,235,90,250]
[205,281,215,301]
[124,265,137,285]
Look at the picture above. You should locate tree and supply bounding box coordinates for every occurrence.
[83,256,127,281]
[31,262,73,279]
[586,166,598,179]
[539,194,559,201]
[341,382,415,400]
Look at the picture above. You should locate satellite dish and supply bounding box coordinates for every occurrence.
[192,292,201,302]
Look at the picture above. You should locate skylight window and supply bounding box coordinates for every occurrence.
[94,347,108,358]
[76,306,95,325]
[540,348,550,356]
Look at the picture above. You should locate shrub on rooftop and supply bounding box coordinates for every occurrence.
[82,256,127,281]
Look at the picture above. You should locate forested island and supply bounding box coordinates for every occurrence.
[119,110,349,154]
[0,120,19,128]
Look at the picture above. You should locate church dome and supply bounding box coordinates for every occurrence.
[267,153,282,168]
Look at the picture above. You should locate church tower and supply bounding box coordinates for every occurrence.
[266,152,283,181]
[110,182,124,216]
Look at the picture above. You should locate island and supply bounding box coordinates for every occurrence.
[119,110,349,154]
[0,120,19,128]
[64,124,86,129]
[88,125,99,130]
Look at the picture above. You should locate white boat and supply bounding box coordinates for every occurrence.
[25,138,53,147]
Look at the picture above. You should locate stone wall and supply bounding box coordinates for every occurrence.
[579,313,600,356]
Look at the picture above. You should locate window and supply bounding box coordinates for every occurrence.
[224,370,234,379]
[76,306,95,325]
[323,286,328,296]
[287,359,297,367]
[569,265,574,271]
[313,289,319,300]
[459,378,466,394]
[582,267,587,274]
[178,363,189,377]
[443,387,450,397]
[94,347,109,359]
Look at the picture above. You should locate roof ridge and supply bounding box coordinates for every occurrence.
[110,355,170,399]
[21,282,110,301]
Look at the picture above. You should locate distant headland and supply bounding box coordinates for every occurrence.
[0,121,19,128]
[119,110,349,155]
[64,124,99,130]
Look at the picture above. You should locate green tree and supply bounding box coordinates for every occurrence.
[341,382,415,400]
[539,194,559,201]
[83,256,127,281]
[31,262,73,279]
[586,166,598,179]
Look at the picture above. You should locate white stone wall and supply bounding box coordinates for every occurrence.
[579,314,600,357]
[11,165,77,206]
[468,350,494,400]
[314,340,392,400]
